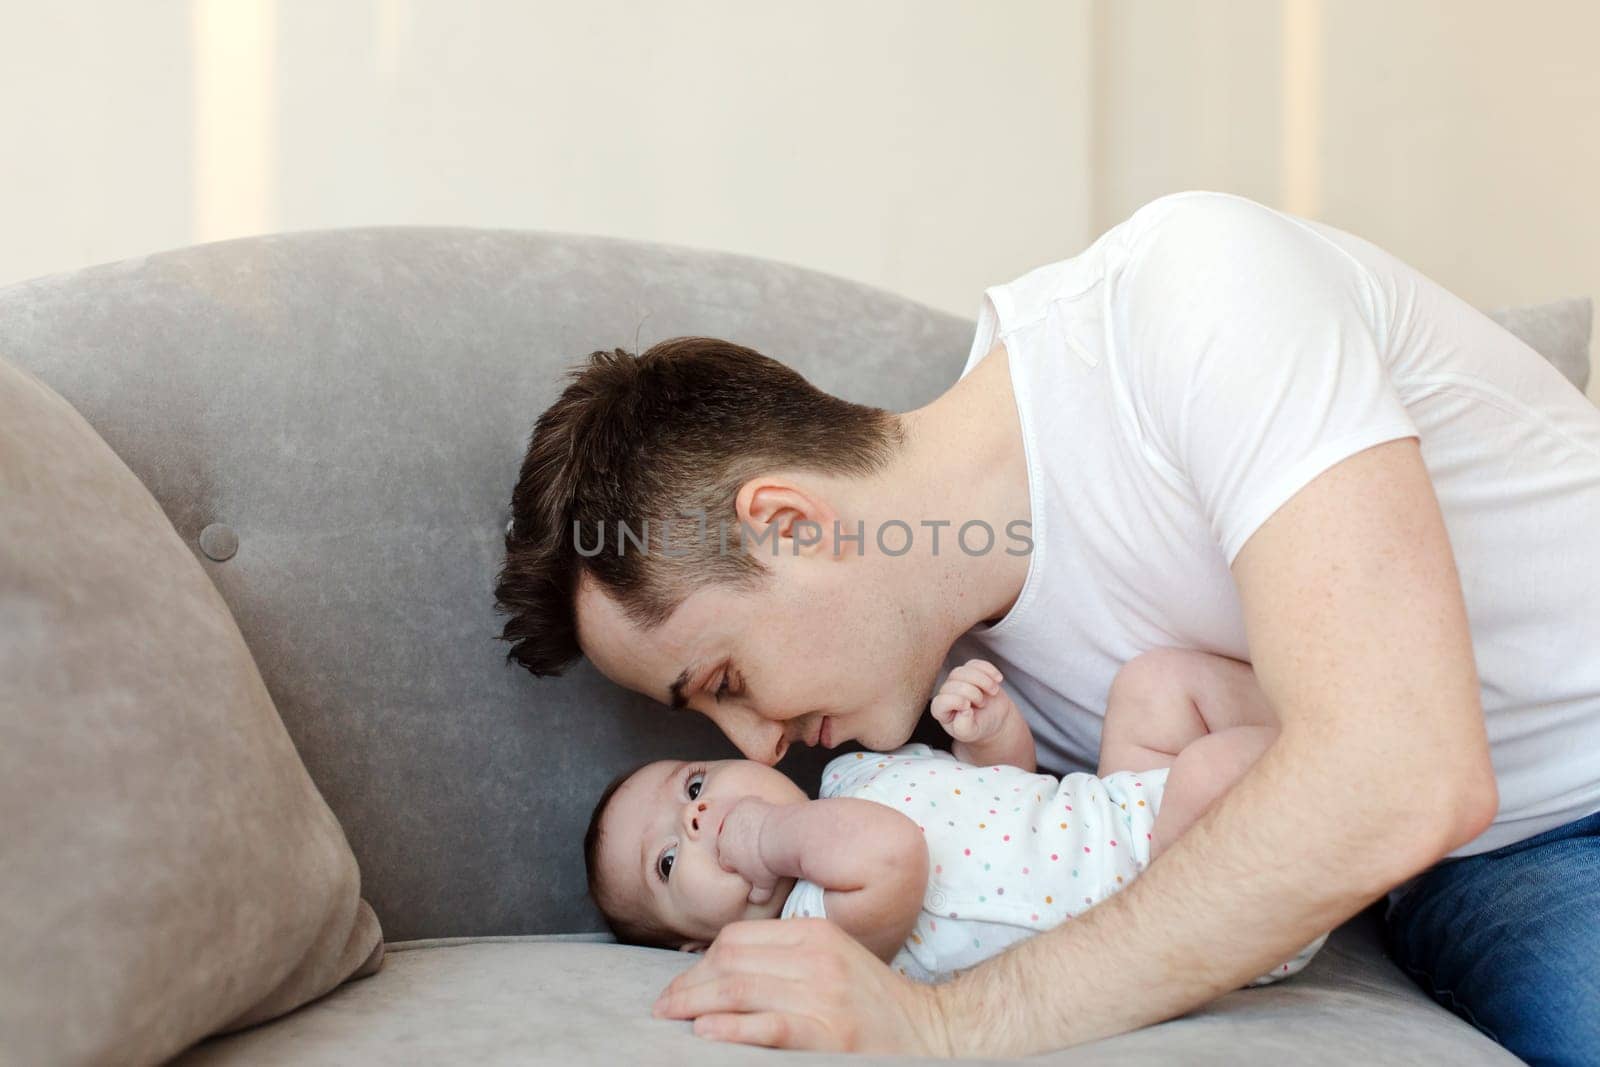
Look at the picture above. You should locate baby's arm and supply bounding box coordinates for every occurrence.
[718,797,927,963]
[1149,725,1276,858]
[1097,647,1277,776]
[931,659,1037,772]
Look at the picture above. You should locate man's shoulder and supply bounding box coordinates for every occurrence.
[1111,191,1310,274]
[1120,189,1278,233]
[1106,190,1377,379]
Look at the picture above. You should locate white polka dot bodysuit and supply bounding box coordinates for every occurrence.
[778,743,1324,985]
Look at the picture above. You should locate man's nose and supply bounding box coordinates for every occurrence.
[723,708,790,766]
[738,724,789,766]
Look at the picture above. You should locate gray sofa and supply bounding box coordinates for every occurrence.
[5,228,1586,1064]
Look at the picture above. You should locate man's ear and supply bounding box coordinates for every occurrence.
[734,476,839,558]
[679,940,709,954]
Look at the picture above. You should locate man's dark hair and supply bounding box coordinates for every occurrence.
[494,337,901,677]
[583,761,674,948]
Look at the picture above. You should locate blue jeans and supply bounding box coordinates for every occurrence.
[1383,808,1600,1066]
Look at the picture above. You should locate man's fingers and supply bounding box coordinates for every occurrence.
[655,971,810,1021]
[654,918,933,1056]
[693,1011,833,1050]
[658,920,821,1001]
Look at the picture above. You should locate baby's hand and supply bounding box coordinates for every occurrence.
[931,659,1015,744]
[715,796,783,905]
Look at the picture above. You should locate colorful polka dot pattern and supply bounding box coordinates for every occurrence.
[792,744,1322,985]
[809,743,1169,982]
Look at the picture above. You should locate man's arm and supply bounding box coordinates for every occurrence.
[924,437,1497,1054]
[656,438,1498,1056]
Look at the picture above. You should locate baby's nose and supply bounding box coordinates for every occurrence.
[682,800,710,838]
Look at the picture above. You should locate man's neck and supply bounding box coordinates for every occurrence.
[851,344,1033,645]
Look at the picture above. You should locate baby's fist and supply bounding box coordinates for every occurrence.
[931,659,1014,744]
[715,796,783,905]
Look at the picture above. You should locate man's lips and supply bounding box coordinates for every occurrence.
[802,716,834,749]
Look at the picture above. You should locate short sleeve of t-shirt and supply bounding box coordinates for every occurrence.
[1112,193,1422,564]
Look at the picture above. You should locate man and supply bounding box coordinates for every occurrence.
[496,192,1600,1062]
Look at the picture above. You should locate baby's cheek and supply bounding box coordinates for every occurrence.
[689,858,751,924]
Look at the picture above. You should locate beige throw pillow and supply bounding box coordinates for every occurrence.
[0,354,383,1066]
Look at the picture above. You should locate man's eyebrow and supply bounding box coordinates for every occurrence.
[669,666,693,710]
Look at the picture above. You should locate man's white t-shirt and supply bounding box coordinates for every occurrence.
[950,190,1600,857]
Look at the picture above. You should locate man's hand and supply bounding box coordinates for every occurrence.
[715,796,782,905]
[930,659,1013,744]
[652,918,950,1054]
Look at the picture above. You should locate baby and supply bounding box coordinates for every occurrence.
[584,647,1326,984]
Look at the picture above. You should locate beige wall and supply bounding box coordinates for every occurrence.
[0,0,1092,328]
[1,2,1595,394]
[1097,0,1600,399]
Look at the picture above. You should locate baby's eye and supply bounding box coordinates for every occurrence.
[656,845,677,882]
[686,772,705,801]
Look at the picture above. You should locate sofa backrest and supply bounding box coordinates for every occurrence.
[0,229,974,940]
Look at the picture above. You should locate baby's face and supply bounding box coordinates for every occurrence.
[597,758,808,950]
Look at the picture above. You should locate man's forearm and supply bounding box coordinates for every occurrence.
[928,730,1457,1057]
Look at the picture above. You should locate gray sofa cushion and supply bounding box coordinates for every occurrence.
[174,910,1516,1065]
[1,231,1585,946]
[0,229,964,942]
[0,230,1586,1063]
[0,355,384,1066]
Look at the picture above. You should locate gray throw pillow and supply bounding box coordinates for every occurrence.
[0,355,383,1066]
